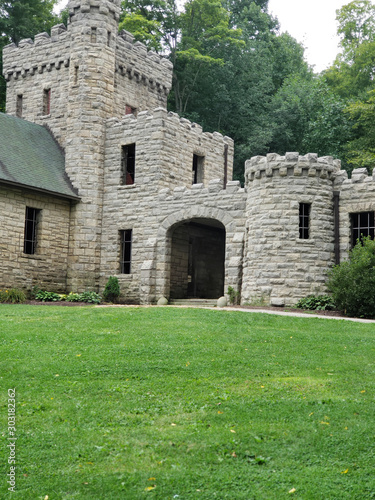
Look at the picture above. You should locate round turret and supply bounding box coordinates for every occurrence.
[241,152,341,306]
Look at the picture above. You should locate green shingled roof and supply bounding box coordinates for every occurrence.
[0,113,79,199]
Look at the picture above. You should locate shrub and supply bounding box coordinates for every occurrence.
[78,291,102,304]
[35,290,61,302]
[227,286,240,305]
[103,276,120,303]
[65,292,81,302]
[327,236,375,318]
[0,288,26,304]
[295,295,336,311]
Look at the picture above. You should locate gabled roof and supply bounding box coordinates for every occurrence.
[0,113,79,200]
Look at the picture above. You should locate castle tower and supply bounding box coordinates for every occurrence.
[64,0,121,291]
[241,153,341,306]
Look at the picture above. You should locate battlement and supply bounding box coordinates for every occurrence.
[68,0,121,21]
[3,25,70,81]
[115,31,173,96]
[107,107,233,146]
[245,152,341,183]
[157,179,245,200]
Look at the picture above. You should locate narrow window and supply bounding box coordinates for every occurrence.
[299,203,310,239]
[43,89,51,115]
[121,144,136,185]
[74,65,79,85]
[192,154,204,184]
[350,211,375,247]
[24,207,40,254]
[120,229,132,274]
[91,27,97,43]
[125,105,137,116]
[16,95,23,118]
[107,31,111,47]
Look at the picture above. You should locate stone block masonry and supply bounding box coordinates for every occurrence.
[0,186,72,291]
[242,153,341,306]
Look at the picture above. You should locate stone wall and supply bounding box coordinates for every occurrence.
[105,108,234,192]
[242,153,340,306]
[99,173,246,303]
[3,25,71,147]
[336,167,375,262]
[114,31,172,113]
[0,186,72,291]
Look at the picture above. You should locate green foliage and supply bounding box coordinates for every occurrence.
[327,236,375,318]
[35,290,61,302]
[227,286,240,305]
[77,291,102,304]
[295,295,336,311]
[0,288,26,303]
[103,276,121,302]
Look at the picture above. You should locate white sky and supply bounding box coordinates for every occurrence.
[56,0,373,73]
[268,0,374,72]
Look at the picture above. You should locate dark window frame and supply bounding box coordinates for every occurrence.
[350,211,375,247]
[299,203,311,239]
[120,229,132,274]
[121,144,136,185]
[24,207,40,255]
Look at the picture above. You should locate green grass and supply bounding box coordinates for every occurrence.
[1,305,375,499]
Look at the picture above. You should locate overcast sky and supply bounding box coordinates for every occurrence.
[56,0,372,73]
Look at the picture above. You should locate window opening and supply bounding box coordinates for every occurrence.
[121,144,136,185]
[120,229,132,274]
[74,65,79,85]
[24,207,40,254]
[107,31,111,47]
[351,211,375,247]
[43,89,51,115]
[192,154,204,184]
[299,203,310,239]
[16,95,23,118]
[91,27,97,43]
[125,105,137,116]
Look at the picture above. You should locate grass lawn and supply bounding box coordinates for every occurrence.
[1,305,375,499]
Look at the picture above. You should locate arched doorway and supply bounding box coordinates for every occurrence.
[169,218,226,299]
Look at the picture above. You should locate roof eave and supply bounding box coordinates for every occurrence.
[0,179,81,202]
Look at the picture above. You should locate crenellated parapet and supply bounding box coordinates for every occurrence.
[68,0,121,21]
[3,25,70,81]
[245,152,341,184]
[115,31,173,97]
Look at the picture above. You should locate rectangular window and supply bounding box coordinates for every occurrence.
[43,89,51,115]
[192,154,204,184]
[351,211,375,247]
[299,203,310,239]
[121,144,136,185]
[91,27,97,43]
[24,207,40,255]
[107,31,111,47]
[120,229,132,274]
[16,95,23,118]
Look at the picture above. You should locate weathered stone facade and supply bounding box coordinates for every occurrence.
[2,0,375,305]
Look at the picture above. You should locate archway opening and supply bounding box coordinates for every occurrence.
[169,218,225,299]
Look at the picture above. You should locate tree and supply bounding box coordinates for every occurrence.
[344,89,375,172]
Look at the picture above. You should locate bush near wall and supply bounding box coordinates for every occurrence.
[327,236,375,318]
[0,289,26,303]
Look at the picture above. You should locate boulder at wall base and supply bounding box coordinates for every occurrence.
[217,296,227,308]
[157,296,168,306]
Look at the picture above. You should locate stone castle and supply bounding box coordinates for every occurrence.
[1,0,375,306]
